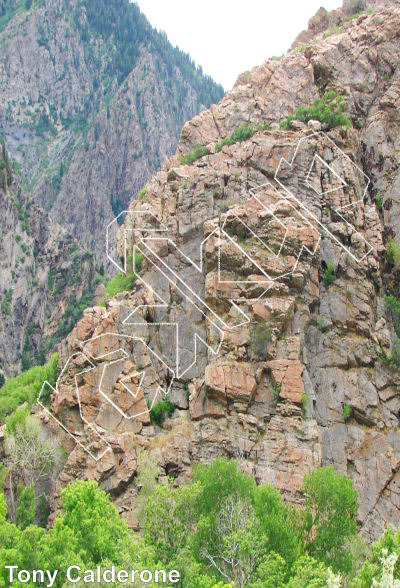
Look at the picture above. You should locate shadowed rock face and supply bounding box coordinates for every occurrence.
[12,0,400,543]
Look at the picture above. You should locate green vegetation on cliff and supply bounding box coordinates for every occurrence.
[280,91,351,130]
[0,353,58,423]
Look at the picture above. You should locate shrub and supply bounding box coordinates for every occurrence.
[280,91,351,131]
[257,122,271,132]
[131,251,143,273]
[386,238,400,267]
[149,395,176,425]
[0,353,58,423]
[138,186,147,200]
[376,195,383,211]
[97,297,106,307]
[342,404,352,422]
[1,289,12,315]
[323,261,335,287]
[104,272,136,297]
[177,143,208,165]
[301,393,309,410]
[391,339,400,369]
[215,123,254,152]
[249,323,272,360]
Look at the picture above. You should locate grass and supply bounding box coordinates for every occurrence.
[105,273,136,297]
[280,91,351,131]
[272,382,282,398]
[0,353,58,423]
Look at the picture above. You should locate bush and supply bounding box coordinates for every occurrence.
[0,353,58,423]
[215,123,254,152]
[149,395,176,425]
[386,238,400,267]
[178,143,208,165]
[105,272,136,297]
[138,186,147,200]
[342,404,352,422]
[249,323,272,361]
[301,394,308,410]
[281,91,351,131]
[1,289,12,315]
[323,261,335,287]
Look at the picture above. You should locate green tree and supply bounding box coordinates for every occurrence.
[0,492,6,524]
[16,485,36,530]
[58,480,129,564]
[252,483,299,569]
[248,552,287,588]
[349,526,400,588]
[300,466,359,573]
[201,495,265,587]
[285,555,330,588]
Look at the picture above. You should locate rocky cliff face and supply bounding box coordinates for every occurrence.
[0,0,224,261]
[0,174,101,376]
[11,1,400,543]
[0,0,224,371]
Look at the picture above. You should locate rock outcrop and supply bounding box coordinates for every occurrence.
[5,0,400,545]
[0,0,224,262]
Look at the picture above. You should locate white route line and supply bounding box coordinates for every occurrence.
[274,131,373,263]
[42,132,374,461]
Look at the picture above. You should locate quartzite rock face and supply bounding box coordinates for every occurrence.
[17,1,400,543]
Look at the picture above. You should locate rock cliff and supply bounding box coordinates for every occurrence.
[0,0,224,371]
[0,0,224,261]
[6,0,400,544]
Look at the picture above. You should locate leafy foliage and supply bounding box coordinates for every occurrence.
[178,143,208,165]
[215,123,254,152]
[323,261,336,287]
[386,239,400,267]
[105,272,136,297]
[149,396,176,425]
[342,404,352,422]
[280,91,351,130]
[0,458,388,588]
[16,485,36,530]
[300,466,359,573]
[0,138,12,190]
[0,354,58,423]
